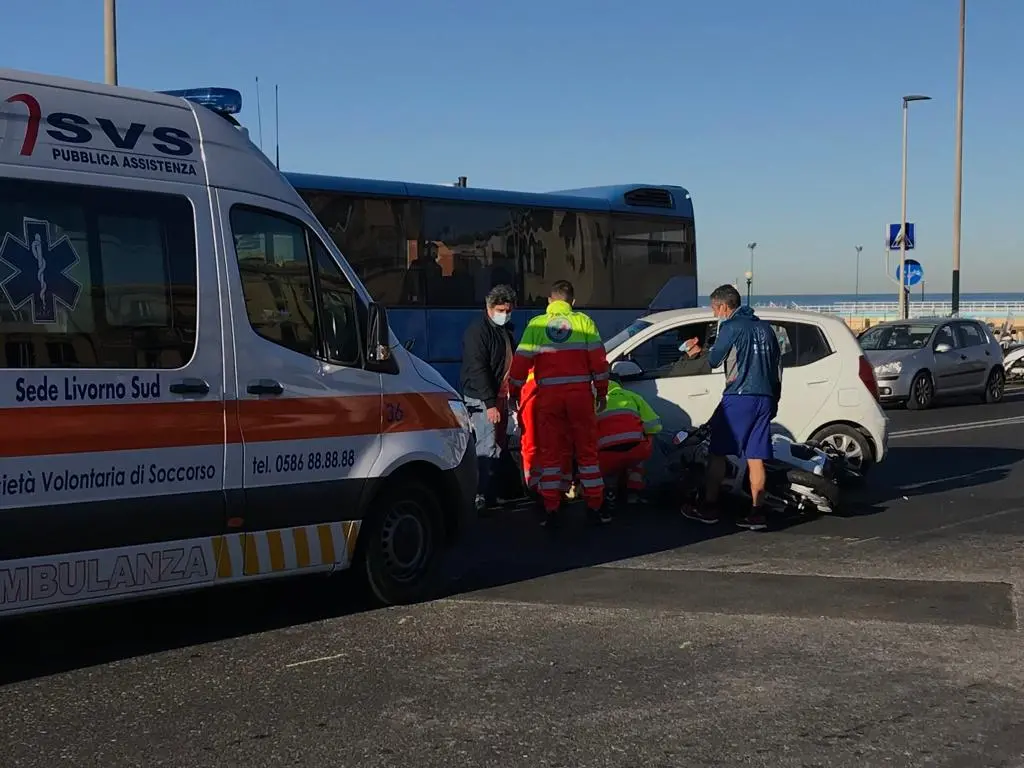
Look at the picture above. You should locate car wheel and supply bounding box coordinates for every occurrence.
[906,371,934,410]
[809,424,872,486]
[357,480,443,606]
[984,366,1005,404]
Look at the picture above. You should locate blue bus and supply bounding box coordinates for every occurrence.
[286,173,697,386]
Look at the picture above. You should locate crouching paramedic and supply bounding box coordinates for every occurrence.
[508,280,611,526]
[597,376,662,508]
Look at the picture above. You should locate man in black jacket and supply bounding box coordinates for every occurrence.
[460,284,517,510]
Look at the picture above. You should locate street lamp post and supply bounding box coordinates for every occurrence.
[951,0,966,316]
[104,0,118,85]
[854,245,863,302]
[746,242,757,303]
[898,94,931,320]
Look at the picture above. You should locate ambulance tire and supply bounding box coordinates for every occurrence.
[357,479,443,606]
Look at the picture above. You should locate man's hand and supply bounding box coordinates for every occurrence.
[596,396,607,413]
[486,406,502,424]
[684,337,702,358]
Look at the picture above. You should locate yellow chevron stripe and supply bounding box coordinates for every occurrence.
[293,526,311,568]
[209,520,361,580]
[267,529,286,572]
[317,524,334,566]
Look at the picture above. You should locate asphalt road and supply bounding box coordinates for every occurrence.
[3,392,1024,768]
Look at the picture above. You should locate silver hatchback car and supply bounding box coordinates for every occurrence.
[858,317,1006,409]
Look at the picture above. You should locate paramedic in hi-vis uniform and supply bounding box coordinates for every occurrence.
[508,280,611,526]
[597,375,662,508]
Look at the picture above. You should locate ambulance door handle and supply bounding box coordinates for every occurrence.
[247,379,284,396]
[169,377,210,395]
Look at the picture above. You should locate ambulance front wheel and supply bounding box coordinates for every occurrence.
[358,480,443,605]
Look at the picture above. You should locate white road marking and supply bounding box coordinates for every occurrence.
[284,652,346,669]
[891,414,1024,439]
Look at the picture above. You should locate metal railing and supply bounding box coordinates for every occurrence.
[759,300,1024,320]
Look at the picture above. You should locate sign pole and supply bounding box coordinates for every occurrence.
[898,100,909,320]
[951,0,966,316]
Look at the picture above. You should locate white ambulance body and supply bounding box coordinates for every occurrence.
[0,69,477,617]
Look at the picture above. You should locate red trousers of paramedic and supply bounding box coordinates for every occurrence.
[598,438,652,493]
[535,387,603,512]
[519,379,539,492]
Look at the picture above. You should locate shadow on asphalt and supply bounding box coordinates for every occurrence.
[855,445,1024,506]
[5,443,1019,686]
[882,385,1024,412]
[441,499,730,595]
[0,501,733,686]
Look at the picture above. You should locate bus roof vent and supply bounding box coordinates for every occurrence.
[623,188,674,209]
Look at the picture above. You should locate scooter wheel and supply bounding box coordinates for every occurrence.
[785,469,840,512]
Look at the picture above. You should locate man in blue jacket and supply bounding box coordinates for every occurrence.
[683,284,782,530]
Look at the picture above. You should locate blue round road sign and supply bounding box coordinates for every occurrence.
[896,259,924,288]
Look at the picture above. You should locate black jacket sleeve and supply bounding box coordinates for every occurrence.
[460,320,499,408]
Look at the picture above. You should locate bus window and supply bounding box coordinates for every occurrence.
[302,193,421,306]
[517,208,612,308]
[612,217,695,307]
[421,203,515,307]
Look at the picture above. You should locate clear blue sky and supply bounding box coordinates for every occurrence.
[4,0,1021,295]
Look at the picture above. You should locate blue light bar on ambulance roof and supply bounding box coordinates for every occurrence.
[158,87,242,116]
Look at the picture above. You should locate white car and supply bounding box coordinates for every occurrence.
[605,307,889,479]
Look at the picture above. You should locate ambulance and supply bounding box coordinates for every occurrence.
[0,68,477,617]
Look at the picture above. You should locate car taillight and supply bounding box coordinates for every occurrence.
[858,354,879,401]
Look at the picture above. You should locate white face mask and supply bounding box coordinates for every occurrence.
[491,311,509,326]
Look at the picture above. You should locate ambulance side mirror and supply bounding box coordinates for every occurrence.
[366,302,391,363]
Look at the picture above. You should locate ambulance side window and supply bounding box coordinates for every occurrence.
[230,207,318,357]
[230,206,361,367]
[0,178,197,369]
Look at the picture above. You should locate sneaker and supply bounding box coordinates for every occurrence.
[681,503,719,525]
[626,492,647,506]
[587,505,613,525]
[736,509,768,531]
[536,503,561,528]
[474,494,488,512]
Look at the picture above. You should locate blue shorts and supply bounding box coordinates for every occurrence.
[708,394,774,460]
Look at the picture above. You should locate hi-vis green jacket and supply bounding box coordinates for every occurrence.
[597,380,662,449]
[508,300,610,398]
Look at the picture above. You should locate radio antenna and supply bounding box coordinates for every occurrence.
[255,76,264,150]
[274,83,280,170]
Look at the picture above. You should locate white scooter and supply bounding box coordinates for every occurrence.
[671,423,844,517]
[1003,344,1024,382]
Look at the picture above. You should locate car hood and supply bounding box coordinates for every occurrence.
[863,349,913,366]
